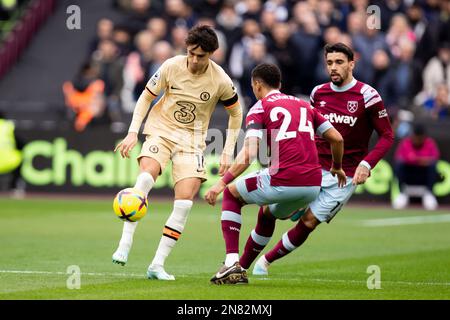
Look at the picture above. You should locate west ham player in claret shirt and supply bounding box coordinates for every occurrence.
[204,63,345,284]
[243,43,395,277]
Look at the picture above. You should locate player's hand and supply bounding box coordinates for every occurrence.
[352,165,370,186]
[218,153,233,176]
[204,180,226,206]
[330,167,347,188]
[114,132,138,158]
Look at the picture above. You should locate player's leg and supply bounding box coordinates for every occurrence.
[147,151,205,280]
[211,169,282,284]
[147,177,200,280]
[210,182,250,285]
[239,206,276,270]
[244,186,319,275]
[112,157,160,265]
[254,209,321,275]
[113,135,169,266]
[254,171,355,275]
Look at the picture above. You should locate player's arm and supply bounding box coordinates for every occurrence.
[205,100,261,206]
[219,93,243,176]
[115,63,168,158]
[322,127,346,187]
[114,88,157,158]
[353,100,394,185]
[313,108,346,187]
[205,135,259,206]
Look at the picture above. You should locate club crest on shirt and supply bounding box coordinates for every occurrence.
[200,92,210,101]
[347,101,358,113]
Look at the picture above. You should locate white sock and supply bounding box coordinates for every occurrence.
[151,200,193,268]
[117,172,155,251]
[225,253,239,267]
[118,221,138,251]
[133,171,155,195]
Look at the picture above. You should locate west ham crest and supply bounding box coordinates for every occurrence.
[347,101,358,113]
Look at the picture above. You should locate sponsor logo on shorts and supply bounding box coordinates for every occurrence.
[149,145,159,153]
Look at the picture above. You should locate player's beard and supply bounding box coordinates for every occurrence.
[330,70,349,86]
[330,73,343,86]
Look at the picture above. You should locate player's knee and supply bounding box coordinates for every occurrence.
[139,157,161,179]
[301,210,321,230]
[227,183,245,202]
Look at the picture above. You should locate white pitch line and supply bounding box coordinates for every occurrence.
[360,214,450,227]
[0,270,449,287]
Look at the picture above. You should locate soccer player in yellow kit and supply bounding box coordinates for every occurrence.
[113,25,243,280]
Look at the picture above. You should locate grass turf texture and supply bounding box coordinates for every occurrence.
[0,197,449,300]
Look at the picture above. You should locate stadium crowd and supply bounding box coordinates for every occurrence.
[64,0,450,130]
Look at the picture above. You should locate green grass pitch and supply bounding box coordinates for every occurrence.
[0,197,449,300]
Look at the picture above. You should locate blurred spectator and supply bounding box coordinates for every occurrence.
[121,30,155,112]
[62,62,106,132]
[392,123,440,211]
[352,14,389,85]
[372,0,406,32]
[91,39,125,125]
[421,42,450,95]
[422,83,450,120]
[163,0,198,30]
[314,26,342,84]
[146,17,168,41]
[216,3,242,62]
[0,110,25,198]
[89,18,114,54]
[112,25,133,57]
[386,14,416,60]
[121,0,158,36]
[290,1,321,94]
[235,0,263,21]
[346,11,365,36]
[170,24,189,55]
[229,18,265,79]
[315,0,342,30]
[189,0,224,19]
[268,22,300,94]
[240,38,276,107]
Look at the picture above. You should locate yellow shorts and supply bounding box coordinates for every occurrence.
[138,134,207,184]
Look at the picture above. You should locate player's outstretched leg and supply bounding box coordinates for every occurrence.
[112,172,154,266]
[211,187,248,284]
[289,207,306,222]
[239,207,276,270]
[252,219,315,275]
[147,199,193,280]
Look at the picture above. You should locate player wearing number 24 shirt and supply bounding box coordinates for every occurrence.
[112,25,243,280]
[204,63,345,284]
[239,43,394,278]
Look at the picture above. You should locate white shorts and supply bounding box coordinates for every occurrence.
[309,170,357,223]
[235,168,321,220]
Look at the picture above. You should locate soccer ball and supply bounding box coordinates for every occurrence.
[113,188,148,222]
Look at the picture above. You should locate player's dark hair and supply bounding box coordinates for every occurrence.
[324,42,354,61]
[185,25,219,53]
[251,63,281,89]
